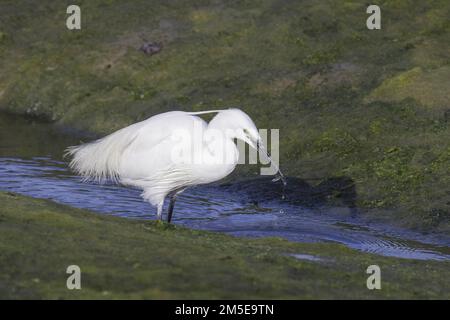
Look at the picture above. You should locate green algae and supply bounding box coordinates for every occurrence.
[366,66,450,110]
[0,192,449,299]
[0,0,449,232]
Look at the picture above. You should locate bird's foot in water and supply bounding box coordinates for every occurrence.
[153,219,176,230]
[154,219,165,226]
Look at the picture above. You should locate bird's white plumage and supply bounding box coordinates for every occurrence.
[66,108,262,220]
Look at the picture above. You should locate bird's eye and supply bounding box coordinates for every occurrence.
[243,128,249,136]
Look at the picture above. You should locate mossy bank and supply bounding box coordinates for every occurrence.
[0,191,449,299]
[0,1,449,232]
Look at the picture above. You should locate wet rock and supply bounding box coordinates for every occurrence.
[139,42,163,55]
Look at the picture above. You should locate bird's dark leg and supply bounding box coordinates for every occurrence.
[167,195,177,223]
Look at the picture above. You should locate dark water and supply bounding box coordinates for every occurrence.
[1,113,449,261]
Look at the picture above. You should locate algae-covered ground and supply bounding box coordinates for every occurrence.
[1,191,449,299]
[0,2,449,230]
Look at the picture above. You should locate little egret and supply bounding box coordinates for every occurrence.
[66,108,285,222]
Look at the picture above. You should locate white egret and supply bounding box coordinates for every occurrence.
[66,108,285,222]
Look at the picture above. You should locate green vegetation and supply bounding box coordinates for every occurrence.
[0,192,449,299]
[0,0,449,232]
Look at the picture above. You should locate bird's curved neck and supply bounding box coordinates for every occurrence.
[207,113,229,133]
[203,118,238,165]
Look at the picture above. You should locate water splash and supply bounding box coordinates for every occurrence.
[258,143,287,200]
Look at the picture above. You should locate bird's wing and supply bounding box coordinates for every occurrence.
[118,112,209,182]
[66,111,204,183]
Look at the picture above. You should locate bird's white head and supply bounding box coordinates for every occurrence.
[209,108,261,149]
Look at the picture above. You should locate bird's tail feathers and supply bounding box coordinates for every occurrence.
[65,126,138,184]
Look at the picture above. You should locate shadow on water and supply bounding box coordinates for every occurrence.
[220,175,357,213]
[1,112,449,261]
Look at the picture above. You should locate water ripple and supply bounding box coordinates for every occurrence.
[0,156,449,261]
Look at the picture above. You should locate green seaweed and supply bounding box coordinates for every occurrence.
[0,0,449,232]
[0,192,449,299]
